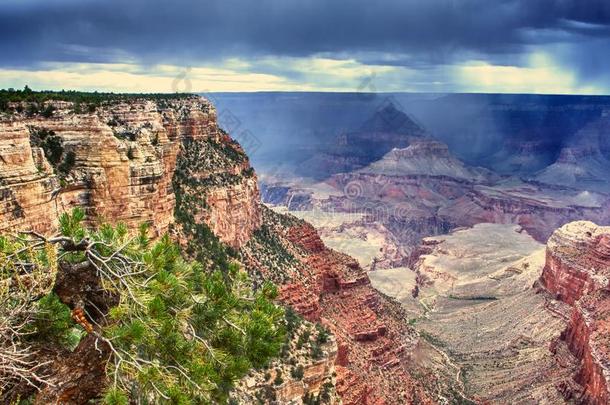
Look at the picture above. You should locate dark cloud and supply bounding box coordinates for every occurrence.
[0,0,609,86]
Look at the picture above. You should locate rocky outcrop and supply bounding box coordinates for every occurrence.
[358,140,495,183]
[240,206,436,405]
[540,221,610,405]
[541,221,610,305]
[0,97,259,247]
[0,120,60,233]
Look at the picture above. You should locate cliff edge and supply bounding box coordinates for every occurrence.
[541,221,610,405]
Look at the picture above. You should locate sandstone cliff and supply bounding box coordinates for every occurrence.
[541,221,610,405]
[0,97,259,247]
[0,95,341,404]
[2,93,481,404]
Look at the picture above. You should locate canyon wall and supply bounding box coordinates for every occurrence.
[1,96,334,404]
[541,221,610,405]
[0,97,259,247]
[240,206,442,404]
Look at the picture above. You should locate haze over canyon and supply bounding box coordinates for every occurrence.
[2,0,610,404]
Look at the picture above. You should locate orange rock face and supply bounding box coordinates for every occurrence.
[0,97,259,248]
[540,221,610,405]
[566,290,610,405]
[0,120,60,232]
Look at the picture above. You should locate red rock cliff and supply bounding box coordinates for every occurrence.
[241,207,437,404]
[540,221,610,405]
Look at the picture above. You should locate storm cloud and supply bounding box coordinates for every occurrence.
[0,0,609,92]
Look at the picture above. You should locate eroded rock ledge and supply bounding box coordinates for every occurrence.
[240,206,438,404]
[541,221,610,405]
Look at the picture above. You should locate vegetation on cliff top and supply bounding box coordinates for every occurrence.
[29,127,76,179]
[0,209,286,404]
[0,86,194,111]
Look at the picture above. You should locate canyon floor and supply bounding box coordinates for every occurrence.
[286,213,582,403]
[240,94,610,403]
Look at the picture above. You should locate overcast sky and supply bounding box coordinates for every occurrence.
[1,0,609,94]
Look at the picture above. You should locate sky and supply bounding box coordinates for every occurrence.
[0,0,609,94]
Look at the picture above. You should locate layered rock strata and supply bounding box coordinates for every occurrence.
[0,97,259,247]
[541,221,610,405]
[3,96,433,404]
[240,206,439,404]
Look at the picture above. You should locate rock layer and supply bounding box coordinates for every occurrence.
[241,207,438,404]
[541,221,610,405]
[0,97,259,247]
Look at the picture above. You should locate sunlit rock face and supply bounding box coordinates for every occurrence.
[541,221,610,305]
[0,97,260,248]
[540,221,610,405]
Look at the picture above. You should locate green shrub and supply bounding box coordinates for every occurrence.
[26,103,39,117]
[72,102,82,114]
[310,343,324,360]
[285,307,302,337]
[30,292,78,348]
[58,151,76,176]
[297,329,311,350]
[316,324,330,344]
[29,128,75,178]
[41,104,55,118]
[273,370,284,386]
[102,388,129,405]
[291,365,304,380]
[42,134,64,166]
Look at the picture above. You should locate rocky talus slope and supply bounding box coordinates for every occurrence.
[377,224,578,404]
[400,220,610,404]
[540,221,610,405]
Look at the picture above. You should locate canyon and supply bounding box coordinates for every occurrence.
[245,96,610,403]
[0,94,446,404]
[371,221,610,404]
[2,92,610,404]
[258,100,610,273]
[263,140,610,272]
